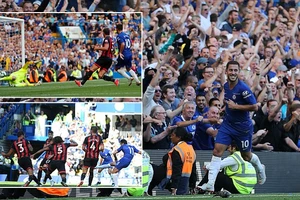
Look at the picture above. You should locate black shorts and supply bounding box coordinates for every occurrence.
[83,158,98,168]
[49,160,66,174]
[19,157,33,171]
[39,158,51,168]
[95,57,113,70]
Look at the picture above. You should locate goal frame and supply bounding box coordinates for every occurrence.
[0,16,25,66]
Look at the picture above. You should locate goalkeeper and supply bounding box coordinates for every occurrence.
[0,60,41,87]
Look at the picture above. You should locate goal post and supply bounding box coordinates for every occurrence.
[0,16,25,67]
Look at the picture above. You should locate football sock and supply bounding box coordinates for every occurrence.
[103,75,115,82]
[207,156,221,186]
[117,68,131,80]
[250,153,263,172]
[81,70,93,85]
[129,69,140,83]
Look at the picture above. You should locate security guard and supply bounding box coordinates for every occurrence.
[198,141,257,194]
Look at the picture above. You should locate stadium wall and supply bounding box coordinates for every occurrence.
[146,150,300,194]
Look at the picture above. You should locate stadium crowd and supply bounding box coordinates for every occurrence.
[142,0,300,195]
[143,0,300,151]
[0,13,142,84]
[0,0,140,12]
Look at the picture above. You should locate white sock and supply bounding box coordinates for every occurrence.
[117,68,131,80]
[129,69,140,83]
[98,172,101,182]
[98,164,111,169]
[111,173,118,187]
[207,156,221,186]
[250,153,263,172]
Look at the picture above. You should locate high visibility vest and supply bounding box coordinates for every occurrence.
[44,69,53,82]
[58,71,67,82]
[167,141,196,178]
[225,152,257,194]
[29,69,39,83]
[38,188,70,196]
[127,151,151,196]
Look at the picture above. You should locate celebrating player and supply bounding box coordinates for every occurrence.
[1,131,41,187]
[109,139,142,187]
[199,61,266,192]
[78,126,104,187]
[115,23,141,86]
[0,60,41,87]
[75,28,119,87]
[31,136,78,187]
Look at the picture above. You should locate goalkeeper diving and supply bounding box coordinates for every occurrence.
[0,60,42,87]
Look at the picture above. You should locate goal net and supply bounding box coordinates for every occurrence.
[0,16,25,72]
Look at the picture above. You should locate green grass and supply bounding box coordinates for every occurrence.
[18,193,300,200]
[0,79,141,97]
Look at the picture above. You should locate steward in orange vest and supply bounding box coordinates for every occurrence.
[29,65,39,83]
[28,188,70,198]
[43,66,54,82]
[165,127,196,195]
[57,66,67,82]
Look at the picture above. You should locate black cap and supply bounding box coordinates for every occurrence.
[232,23,242,32]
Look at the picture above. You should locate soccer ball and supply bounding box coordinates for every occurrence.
[0,71,6,78]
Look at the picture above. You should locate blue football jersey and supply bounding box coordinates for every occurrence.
[117,32,132,57]
[100,148,113,164]
[117,144,139,160]
[224,80,257,123]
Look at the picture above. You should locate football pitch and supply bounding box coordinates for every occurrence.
[19,193,300,200]
[0,79,141,97]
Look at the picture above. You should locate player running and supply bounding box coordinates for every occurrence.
[1,131,42,187]
[78,126,104,187]
[115,23,141,86]
[31,136,78,187]
[109,139,142,187]
[0,60,41,87]
[75,28,119,87]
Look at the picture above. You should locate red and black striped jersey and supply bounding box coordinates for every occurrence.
[50,143,70,161]
[83,134,103,159]
[100,36,113,58]
[12,138,31,158]
[44,138,54,158]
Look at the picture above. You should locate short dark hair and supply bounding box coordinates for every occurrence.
[103,28,110,36]
[120,139,127,144]
[208,97,220,107]
[171,127,193,142]
[161,84,175,95]
[91,126,98,133]
[17,131,25,137]
[116,24,123,31]
[226,60,240,70]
